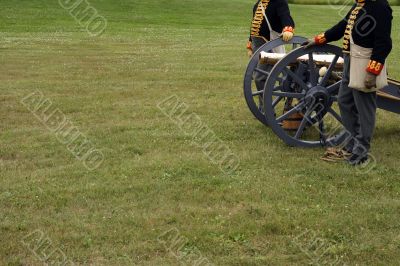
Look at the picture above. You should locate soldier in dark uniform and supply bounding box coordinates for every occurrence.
[306,0,393,165]
[247,0,295,55]
[247,0,295,110]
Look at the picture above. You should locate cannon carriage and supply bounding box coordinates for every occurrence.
[244,37,400,147]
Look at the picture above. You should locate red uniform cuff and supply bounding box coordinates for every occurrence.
[283,26,294,33]
[314,33,327,45]
[366,60,384,75]
[247,41,252,51]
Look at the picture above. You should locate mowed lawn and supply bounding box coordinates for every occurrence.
[1,0,400,265]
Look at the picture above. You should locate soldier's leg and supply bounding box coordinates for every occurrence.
[338,55,360,151]
[254,62,271,92]
[252,37,268,91]
[251,37,270,111]
[352,90,377,156]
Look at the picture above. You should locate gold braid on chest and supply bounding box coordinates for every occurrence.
[343,3,365,51]
[251,0,271,37]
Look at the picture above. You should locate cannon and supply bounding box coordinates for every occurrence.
[244,37,400,147]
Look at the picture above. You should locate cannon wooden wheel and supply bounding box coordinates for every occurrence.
[243,36,308,126]
[263,45,345,147]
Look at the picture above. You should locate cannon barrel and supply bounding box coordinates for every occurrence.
[259,51,344,69]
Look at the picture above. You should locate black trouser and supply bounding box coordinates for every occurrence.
[338,54,377,156]
[251,37,271,109]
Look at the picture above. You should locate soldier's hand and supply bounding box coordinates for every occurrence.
[282,26,294,42]
[302,39,316,49]
[282,31,293,42]
[365,72,377,90]
[247,41,253,58]
[303,33,326,49]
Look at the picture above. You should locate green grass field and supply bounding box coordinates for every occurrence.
[289,0,400,5]
[1,0,400,265]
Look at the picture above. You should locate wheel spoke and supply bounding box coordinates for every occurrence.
[308,53,317,86]
[254,68,270,76]
[283,67,309,92]
[272,91,305,98]
[319,120,327,144]
[327,81,341,94]
[252,90,263,96]
[293,107,315,139]
[294,114,309,139]
[272,96,283,108]
[276,102,305,123]
[253,86,283,97]
[319,120,326,134]
[254,68,283,83]
[272,85,284,91]
[328,107,342,123]
[320,55,339,87]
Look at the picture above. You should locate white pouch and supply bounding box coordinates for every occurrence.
[269,30,285,53]
[348,39,388,92]
[260,4,285,54]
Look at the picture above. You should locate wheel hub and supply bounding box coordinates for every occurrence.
[304,85,331,109]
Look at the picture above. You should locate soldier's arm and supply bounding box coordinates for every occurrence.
[366,3,393,75]
[247,1,259,50]
[276,0,295,41]
[276,0,295,31]
[314,6,354,44]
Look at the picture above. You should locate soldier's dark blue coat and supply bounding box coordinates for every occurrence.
[323,0,392,71]
[249,0,295,41]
